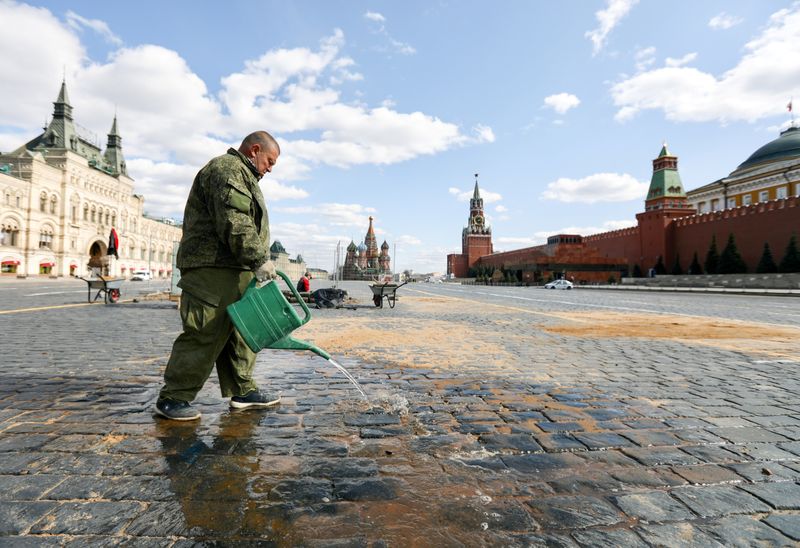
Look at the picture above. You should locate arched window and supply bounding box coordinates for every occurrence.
[15,194,21,208]
[1,219,20,247]
[91,206,96,223]
[50,195,57,214]
[111,214,116,227]
[4,191,9,206]
[38,226,54,249]
[84,204,89,221]
[40,192,47,212]
[105,210,110,225]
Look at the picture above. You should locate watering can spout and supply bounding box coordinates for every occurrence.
[269,336,331,360]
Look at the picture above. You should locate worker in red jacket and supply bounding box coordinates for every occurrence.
[296,271,311,292]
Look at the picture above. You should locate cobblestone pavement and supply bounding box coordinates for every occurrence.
[1,278,799,546]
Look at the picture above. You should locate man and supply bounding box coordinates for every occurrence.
[155,131,281,421]
[296,271,311,292]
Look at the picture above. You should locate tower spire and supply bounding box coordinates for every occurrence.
[104,114,127,176]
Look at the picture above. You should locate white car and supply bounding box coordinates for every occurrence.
[130,270,152,281]
[544,279,573,290]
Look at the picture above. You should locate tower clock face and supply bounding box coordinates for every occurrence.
[474,216,483,225]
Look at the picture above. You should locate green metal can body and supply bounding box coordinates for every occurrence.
[227,273,308,353]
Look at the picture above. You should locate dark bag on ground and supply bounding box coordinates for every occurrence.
[311,288,348,309]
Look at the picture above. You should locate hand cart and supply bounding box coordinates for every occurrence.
[79,276,124,304]
[369,281,407,308]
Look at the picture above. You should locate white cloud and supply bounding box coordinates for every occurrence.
[612,5,800,123]
[274,202,376,227]
[585,0,640,55]
[472,124,496,143]
[261,179,310,201]
[494,205,508,213]
[0,4,492,220]
[364,11,386,23]
[396,235,421,245]
[65,10,122,46]
[364,10,416,55]
[665,52,697,68]
[541,173,647,203]
[543,93,581,114]
[634,46,656,72]
[709,12,744,30]
[448,186,503,204]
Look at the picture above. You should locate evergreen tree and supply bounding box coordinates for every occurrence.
[755,242,778,273]
[718,233,747,274]
[779,233,800,273]
[632,264,643,277]
[670,253,683,275]
[654,255,666,275]
[689,252,702,275]
[704,235,719,274]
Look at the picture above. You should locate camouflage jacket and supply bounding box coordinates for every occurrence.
[176,148,269,271]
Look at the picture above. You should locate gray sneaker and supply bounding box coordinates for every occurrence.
[230,390,281,409]
[155,399,201,421]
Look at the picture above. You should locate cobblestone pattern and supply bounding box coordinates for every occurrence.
[0,279,798,545]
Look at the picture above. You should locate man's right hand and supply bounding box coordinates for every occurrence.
[255,260,277,282]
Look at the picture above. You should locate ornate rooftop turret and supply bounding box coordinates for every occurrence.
[645,142,687,209]
[270,240,288,255]
[103,115,127,176]
[35,80,77,151]
[347,240,357,252]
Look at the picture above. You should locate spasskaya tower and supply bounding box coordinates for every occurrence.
[447,174,493,277]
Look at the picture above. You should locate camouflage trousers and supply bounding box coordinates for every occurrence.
[159,268,258,402]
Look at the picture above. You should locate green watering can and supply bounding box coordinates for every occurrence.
[227,270,331,360]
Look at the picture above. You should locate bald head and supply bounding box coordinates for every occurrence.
[239,131,280,178]
[239,131,280,155]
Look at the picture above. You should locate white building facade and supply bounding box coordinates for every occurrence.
[0,81,181,278]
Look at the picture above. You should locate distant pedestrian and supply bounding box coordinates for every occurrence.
[297,271,311,292]
[155,131,281,421]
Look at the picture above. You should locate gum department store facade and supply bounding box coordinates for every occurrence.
[0,82,181,278]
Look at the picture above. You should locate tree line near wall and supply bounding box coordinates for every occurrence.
[644,233,800,276]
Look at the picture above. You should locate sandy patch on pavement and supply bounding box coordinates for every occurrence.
[295,296,800,369]
[297,314,519,370]
[545,312,799,359]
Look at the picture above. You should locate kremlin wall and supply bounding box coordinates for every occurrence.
[448,127,800,282]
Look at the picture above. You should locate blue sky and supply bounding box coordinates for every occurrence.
[1,1,797,272]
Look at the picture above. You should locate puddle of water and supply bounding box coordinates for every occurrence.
[327,357,369,401]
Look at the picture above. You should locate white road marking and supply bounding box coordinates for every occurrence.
[24,290,89,297]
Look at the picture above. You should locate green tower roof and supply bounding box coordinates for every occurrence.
[646,145,685,201]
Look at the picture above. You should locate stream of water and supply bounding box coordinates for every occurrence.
[326,357,369,401]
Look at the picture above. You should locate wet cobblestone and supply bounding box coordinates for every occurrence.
[1,279,799,544]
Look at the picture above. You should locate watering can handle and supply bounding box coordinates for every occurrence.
[277,270,312,326]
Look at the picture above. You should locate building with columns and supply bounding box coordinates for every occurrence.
[0,81,182,278]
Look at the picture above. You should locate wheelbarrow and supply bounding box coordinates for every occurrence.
[79,276,124,304]
[369,281,407,308]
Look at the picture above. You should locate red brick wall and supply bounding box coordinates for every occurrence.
[672,196,799,272]
[447,253,469,277]
[584,227,640,269]
[466,235,493,268]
